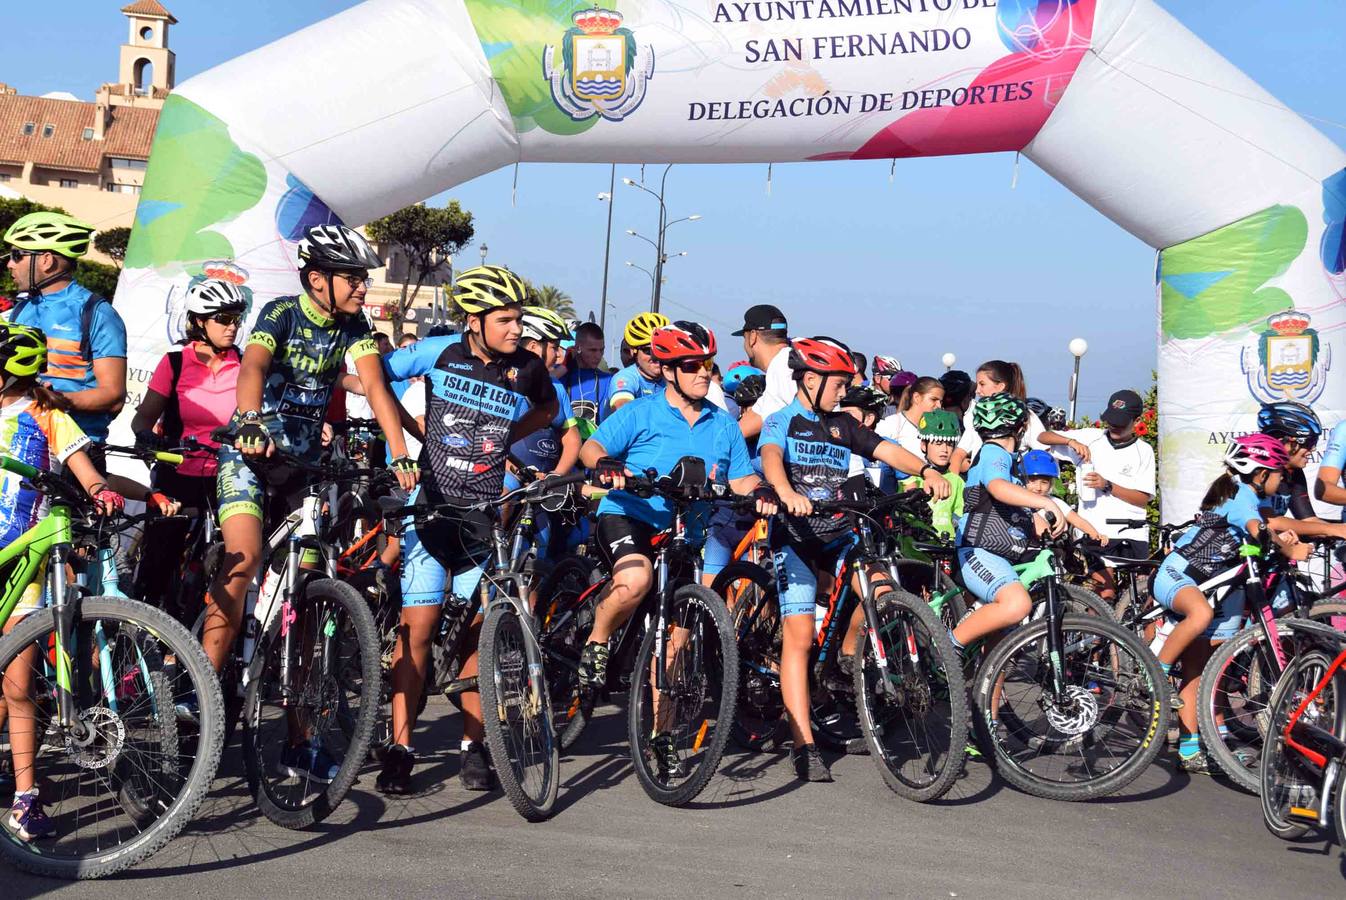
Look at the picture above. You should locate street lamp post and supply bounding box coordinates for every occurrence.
[941,352,956,371]
[479,243,488,267]
[1068,338,1088,423]
[623,165,700,314]
[597,164,616,334]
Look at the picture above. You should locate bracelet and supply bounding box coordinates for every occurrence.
[90,482,109,494]
[920,464,934,479]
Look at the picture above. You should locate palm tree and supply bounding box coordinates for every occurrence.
[526,282,577,320]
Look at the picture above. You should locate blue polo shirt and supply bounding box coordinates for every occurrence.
[592,391,754,530]
[10,282,127,441]
[607,363,662,410]
[1324,422,1346,522]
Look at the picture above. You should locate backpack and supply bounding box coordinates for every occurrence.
[961,449,1037,563]
[1176,510,1245,582]
[160,348,186,446]
[9,291,111,364]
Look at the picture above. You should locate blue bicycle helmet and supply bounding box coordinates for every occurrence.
[723,363,764,395]
[1257,401,1322,446]
[1020,449,1060,479]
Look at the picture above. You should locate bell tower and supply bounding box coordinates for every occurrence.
[115,1,176,106]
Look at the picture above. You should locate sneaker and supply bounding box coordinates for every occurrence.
[792,743,834,783]
[460,741,496,792]
[7,792,54,842]
[277,740,340,784]
[1178,751,1211,775]
[649,732,687,780]
[577,641,610,690]
[375,744,415,795]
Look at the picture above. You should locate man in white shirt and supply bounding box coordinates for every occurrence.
[1040,389,1156,603]
[734,304,795,439]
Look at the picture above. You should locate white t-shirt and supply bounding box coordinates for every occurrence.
[959,406,1047,458]
[1048,427,1155,542]
[706,379,728,411]
[750,345,796,424]
[877,411,924,459]
[400,381,426,460]
[345,358,373,419]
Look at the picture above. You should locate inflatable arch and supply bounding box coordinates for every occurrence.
[116,0,1346,519]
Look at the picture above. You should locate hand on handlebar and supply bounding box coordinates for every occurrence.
[751,484,779,517]
[133,429,169,453]
[91,484,125,516]
[1037,507,1068,538]
[922,469,951,501]
[148,491,181,516]
[778,487,813,518]
[236,420,274,459]
[593,457,631,492]
[390,455,420,492]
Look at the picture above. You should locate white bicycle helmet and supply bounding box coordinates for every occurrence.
[185,278,249,316]
[297,224,383,272]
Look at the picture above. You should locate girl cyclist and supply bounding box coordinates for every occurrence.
[950,360,1072,474]
[878,375,945,461]
[1150,434,1298,772]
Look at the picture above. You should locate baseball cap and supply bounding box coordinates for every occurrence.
[732,304,789,336]
[1101,389,1144,426]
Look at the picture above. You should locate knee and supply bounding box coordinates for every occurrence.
[609,569,651,604]
[997,588,1032,622]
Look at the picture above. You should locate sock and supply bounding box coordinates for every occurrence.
[1160,662,1173,675]
[13,788,36,803]
[948,629,965,651]
[461,739,474,752]
[1178,734,1200,759]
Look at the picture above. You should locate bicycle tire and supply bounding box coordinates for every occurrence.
[627,584,738,806]
[117,670,180,828]
[712,561,786,752]
[479,603,560,821]
[0,598,223,880]
[972,613,1168,801]
[535,555,602,751]
[854,589,968,801]
[1260,649,1335,840]
[242,578,381,830]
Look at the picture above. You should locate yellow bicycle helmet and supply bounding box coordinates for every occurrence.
[623,311,669,348]
[452,264,528,315]
[0,322,48,386]
[3,212,94,259]
[520,306,572,344]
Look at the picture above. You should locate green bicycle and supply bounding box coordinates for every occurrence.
[0,454,223,879]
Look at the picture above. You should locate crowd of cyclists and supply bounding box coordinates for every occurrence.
[1,211,1346,872]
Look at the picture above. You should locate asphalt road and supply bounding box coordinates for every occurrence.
[17,699,1346,899]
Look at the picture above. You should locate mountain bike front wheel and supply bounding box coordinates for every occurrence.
[972,614,1168,801]
[628,584,738,806]
[854,590,968,802]
[242,578,380,829]
[0,597,224,880]
[479,602,559,821]
[1260,649,1338,840]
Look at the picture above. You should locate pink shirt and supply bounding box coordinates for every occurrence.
[147,342,240,477]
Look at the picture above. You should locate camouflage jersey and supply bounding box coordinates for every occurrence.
[242,294,378,460]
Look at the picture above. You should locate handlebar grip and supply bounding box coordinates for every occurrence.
[211,426,235,444]
[0,454,39,481]
[539,470,589,490]
[154,451,185,466]
[1104,518,1147,527]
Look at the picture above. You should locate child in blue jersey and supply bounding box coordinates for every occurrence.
[951,394,1066,653]
[1151,434,1297,772]
[579,321,776,778]
[607,312,670,413]
[760,337,948,782]
[1317,419,1346,515]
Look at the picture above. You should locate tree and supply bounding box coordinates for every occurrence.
[94,226,132,268]
[0,197,122,300]
[365,201,474,334]
[527,283,577,319]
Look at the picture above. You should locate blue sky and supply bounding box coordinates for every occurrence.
[7,2,1343,410]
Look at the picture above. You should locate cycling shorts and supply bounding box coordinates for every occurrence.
[770,531,856,619]
[957,546,1020,605]
[215,444,309,525]
[595,514,659,570]
[400,507,492,608]
[704,520,750,577]
[1153,552,1289,642]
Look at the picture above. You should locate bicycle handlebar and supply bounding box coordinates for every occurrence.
[104,443,185,467]
[382,470,590,521]
[806,488,930,518]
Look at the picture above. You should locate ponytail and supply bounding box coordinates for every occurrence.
[978,360,1026,399]
[28,381,72,413]
[898,376,943,412]
[1200,472,1239,511]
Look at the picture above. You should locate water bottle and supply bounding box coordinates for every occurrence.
[1077,462,1097,504]
[1149,614,1177,656]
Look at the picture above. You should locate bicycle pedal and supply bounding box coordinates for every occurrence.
[443,676,478,697]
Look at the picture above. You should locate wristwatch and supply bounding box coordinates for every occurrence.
[240,410,262,423]
[920,464,935,479]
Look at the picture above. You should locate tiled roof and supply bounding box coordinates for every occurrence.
[121,1,177,23]
[0,94,157,173]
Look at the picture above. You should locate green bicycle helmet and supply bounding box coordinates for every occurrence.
[971,393,1028,439]
[917,409,961,443]
[0,321,48,389]
[3,212,94,259]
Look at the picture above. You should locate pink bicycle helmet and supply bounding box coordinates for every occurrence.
[1224,433,1290,475]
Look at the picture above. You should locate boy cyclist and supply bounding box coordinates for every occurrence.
[760,337,948,782]
[899,409,965,540]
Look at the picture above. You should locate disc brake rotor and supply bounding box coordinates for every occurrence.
[68,707,127,770]
[1042,685,1099,736]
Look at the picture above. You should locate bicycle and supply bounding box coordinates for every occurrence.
[0,453,223,879]
[202,429,383,830]
[965,515,1170,801]
[380,469,586,820]
[715,489,968,801]
[1258,619,1346,842]
[556,457,741,807]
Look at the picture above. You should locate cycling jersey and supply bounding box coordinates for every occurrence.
[10,282,127,441]
[382,335,552,505]
[608,363,662,409]
[1173,482,1263,558]
[591,391,754,531]
[510,381,577,472]
[1267,467,1315,520]
[0,397,90,546]
[561,365,613,430]
[957,442,1034,554]
[244,294,378,460]
[1321,421,1346,522]
[146,343,239,478]
[901,471,966,539]
[760,398,882,544]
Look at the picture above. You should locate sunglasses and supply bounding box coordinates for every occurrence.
[674,358,714,374]
[210,312,243,326]
[7,249,40,263]
[335,273,373,289]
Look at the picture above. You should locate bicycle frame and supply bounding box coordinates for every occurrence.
[1277,643,1346,823]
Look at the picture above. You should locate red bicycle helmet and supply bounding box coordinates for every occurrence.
[651,320,717,362]
[788,336,856,377]
[1224,433,1291,474]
